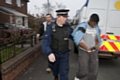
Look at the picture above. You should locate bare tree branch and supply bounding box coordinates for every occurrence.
[42,3,55,15]
[55,2,66,9]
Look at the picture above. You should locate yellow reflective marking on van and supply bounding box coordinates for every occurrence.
[104,41,115,52]
[115,1,120,10]
[108,35,117,40]
[114,42,120,51]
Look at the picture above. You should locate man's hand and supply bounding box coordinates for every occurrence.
[48,53,56,62]
[79,41,94,54]
[36,34,40,39]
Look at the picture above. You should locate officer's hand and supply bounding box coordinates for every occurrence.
[36,34,40,39]
[48,53,56,62]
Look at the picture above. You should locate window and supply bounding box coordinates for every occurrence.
[6,0,12,4]
[16,0,21,7]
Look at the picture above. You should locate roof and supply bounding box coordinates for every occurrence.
[0,6,28,17]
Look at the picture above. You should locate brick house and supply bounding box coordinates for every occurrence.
[0,0,29,27]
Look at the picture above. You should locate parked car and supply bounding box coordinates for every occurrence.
[0,22,9,29]
[0,22,32,36]
[19,26,32,36]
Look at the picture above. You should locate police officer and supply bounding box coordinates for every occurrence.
[42,9,73,80]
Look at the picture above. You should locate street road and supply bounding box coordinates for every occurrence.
[19,40,120,80]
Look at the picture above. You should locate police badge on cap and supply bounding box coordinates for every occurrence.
[56,9,70,17]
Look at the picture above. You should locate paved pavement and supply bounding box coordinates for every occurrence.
[19,40,120,80]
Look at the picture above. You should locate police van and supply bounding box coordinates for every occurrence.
[73,0,120,58]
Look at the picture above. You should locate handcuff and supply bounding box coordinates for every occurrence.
[87,50,92,53]
[87,47,96,53]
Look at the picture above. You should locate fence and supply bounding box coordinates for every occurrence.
[0,32,37,64]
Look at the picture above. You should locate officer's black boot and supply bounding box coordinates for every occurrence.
[54,75,58,80]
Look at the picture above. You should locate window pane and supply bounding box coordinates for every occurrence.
[17,0,21,7]
[6,0,12,4]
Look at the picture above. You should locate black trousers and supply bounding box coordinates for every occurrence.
[74,43,78,54]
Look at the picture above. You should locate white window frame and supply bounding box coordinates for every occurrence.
[6,0,12,4]
[16,0,21,7]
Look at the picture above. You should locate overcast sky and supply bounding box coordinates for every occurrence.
[28,0,87,19]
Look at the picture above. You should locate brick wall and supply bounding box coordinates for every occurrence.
[0,0,28,14]
[1,44,42,80]
[0,12,10,23]
[15,0,28,14]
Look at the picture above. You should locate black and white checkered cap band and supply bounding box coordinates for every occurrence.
[57,12,67,14]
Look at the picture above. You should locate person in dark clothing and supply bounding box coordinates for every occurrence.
[36,14,53,38]
[37,23,44,37]
[36,14,53,72]
[42,9,73,80]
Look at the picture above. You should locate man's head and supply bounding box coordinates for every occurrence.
[89,14,99,27]
[45,14,53,22]
[56,9,69,25]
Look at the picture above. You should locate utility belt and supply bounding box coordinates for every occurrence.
[52,49,70,55]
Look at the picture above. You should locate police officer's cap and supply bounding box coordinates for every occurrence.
[56,9,69,17]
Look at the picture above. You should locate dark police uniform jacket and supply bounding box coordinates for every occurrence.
[42,21,73,56]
